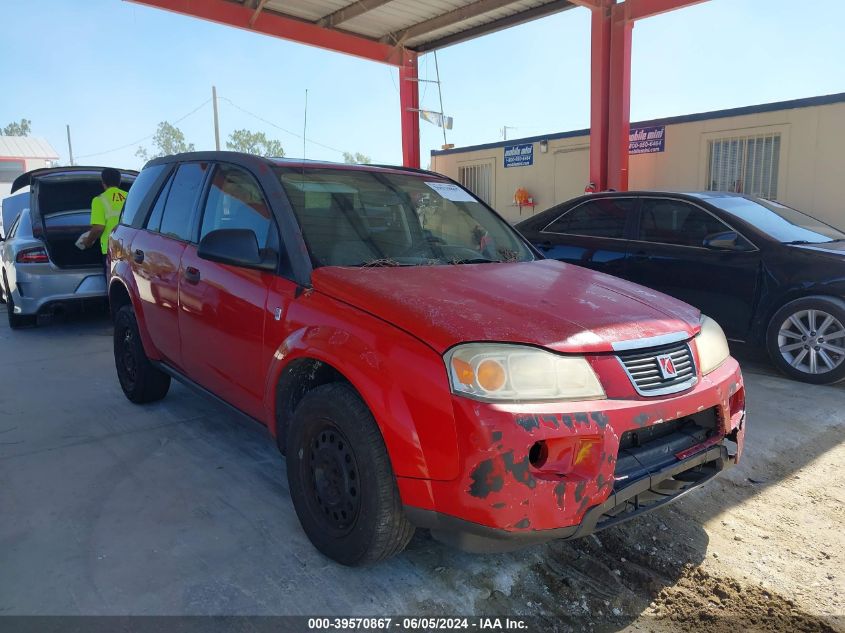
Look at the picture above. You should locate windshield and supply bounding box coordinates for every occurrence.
[708,196,845,244]
[277,168,535,267]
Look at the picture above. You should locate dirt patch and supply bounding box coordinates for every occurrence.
[646,565,838,633]
[407,478,843,633]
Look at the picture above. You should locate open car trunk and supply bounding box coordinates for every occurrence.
[32,175,135,269]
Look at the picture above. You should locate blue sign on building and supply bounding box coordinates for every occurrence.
[629,125,666,154]
[504,143,534,168]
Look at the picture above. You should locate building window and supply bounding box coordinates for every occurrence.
[0,159,26,183]
[458,162,493,205]
[707,133,781,199]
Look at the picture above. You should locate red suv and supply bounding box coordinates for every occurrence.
[109,152,746,566]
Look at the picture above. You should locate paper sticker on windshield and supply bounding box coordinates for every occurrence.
[425,181,476,202]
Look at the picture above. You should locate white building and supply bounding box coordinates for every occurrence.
[0,136,60,198]
[431,93,845,230]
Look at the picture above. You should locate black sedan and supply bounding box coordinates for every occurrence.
[516,191,845,384]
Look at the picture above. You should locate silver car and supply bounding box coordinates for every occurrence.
[0,166,137,328]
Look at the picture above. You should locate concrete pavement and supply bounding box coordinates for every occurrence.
[1,307,842,624]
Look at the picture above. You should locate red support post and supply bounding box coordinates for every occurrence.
[586,0,699,191]
[399,50,421,168]
[588,3,612,191]
[606,5,633,191]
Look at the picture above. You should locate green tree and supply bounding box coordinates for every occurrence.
[136,121,195,161]
[226,129,284,157]
[3,119,32,136]
[343,151,371,164]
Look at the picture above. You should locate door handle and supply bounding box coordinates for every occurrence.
[184,266,201,284]
[538,240,553,250]
[133,249,145,264]
[630,250,649,262]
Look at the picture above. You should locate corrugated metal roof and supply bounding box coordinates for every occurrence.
[263,0,352,23]
[240,0,574,52]
[0,136,59,160]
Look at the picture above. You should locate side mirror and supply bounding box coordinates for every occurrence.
[198,228,277,271]
[703,231,740,250]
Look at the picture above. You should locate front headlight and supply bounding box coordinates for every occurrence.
[444,343,605,402]
[695,315,730,375]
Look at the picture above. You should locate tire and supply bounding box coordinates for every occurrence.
[286,382,414,566]
[4,276,33,329]
[113,305,171,403]
[766,295,845,385]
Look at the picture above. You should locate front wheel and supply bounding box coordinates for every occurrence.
[113,305,171,402]
[286,383,414,566]
[766,296,845,384]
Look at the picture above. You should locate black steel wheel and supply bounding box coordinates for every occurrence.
[286,382,414,566]
[113,305,171,403]
[306,422,362,535]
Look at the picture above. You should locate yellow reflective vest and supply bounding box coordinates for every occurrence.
[90,187,127,254]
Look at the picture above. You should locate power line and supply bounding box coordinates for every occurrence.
[219,96,349,155]
[75,98,212,160]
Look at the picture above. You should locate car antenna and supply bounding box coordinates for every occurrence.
[300,88,308,186]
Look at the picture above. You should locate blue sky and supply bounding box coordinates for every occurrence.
[1,0,843,170]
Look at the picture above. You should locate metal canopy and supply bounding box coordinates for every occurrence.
[235,0,576,53]
[128,0,707,180]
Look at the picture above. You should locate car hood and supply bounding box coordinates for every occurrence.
[311,259,701,354]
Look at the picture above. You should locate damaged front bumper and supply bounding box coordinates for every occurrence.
[407,439,736,552]
[399,357,746,552]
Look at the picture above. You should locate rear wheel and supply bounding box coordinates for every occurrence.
[113,305,171,402]
[286,382,414,566]
[766,296,845,384]
[4,276,33,329]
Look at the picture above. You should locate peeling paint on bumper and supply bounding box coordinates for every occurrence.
[399,357,745,545]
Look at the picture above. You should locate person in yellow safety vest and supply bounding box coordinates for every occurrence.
[78,168,127,268]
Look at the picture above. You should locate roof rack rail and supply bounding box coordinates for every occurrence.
[370,164,442,177]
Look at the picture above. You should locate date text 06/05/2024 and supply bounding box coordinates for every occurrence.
[306,617,528,631]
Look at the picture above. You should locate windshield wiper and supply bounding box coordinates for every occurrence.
[449,257,499,265]
[357,258,409,267]
[783,239,844,245]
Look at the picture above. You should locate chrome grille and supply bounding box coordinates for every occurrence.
[617,342,697,396]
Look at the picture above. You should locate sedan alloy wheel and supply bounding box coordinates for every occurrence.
[777,308,845,375]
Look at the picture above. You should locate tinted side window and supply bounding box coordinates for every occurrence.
[120,164,166,226]
[639,199,731,247]
[145,172,174,233]
[200,165,274,249]
[158,163,209,241]
[544,198,634,239]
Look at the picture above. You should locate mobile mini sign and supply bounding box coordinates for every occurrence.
[629,125,666,154]
[504,143,534,168]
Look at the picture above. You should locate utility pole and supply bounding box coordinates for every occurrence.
[66,124,74,166]
[433,51,448,148]
[212,86,221,151]
[303,89,308,160]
